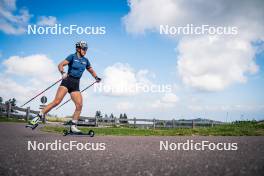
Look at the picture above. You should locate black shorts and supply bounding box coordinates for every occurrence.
[60,76,80,93]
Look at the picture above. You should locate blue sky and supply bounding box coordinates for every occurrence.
[0,0,263,121]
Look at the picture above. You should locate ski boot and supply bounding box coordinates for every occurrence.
[25,113,43,130]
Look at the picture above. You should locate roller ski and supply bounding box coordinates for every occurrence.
[63,120,95,137]
[25,113,43,130]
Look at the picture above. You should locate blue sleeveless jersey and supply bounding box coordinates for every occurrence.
[65,53,91,78]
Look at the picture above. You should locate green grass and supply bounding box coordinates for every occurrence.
[0,116,45,124]
[45,116,67,122]
[0,116,26,123]
[1,116,263,136]
[42,121,264,136]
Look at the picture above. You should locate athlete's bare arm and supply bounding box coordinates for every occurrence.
[87,67,98,78]
[58,60,70,73]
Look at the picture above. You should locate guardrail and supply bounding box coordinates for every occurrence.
[79,116,224,129]
[0,102,224,128]
[0,102,40,122]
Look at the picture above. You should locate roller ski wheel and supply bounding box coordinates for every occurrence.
[63,129,69,136]
[88,130,95,137]
[25,123,39,130]
[62,129,95,137]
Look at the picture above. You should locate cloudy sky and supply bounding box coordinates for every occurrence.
[0,0,263,121]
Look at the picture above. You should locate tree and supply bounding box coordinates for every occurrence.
[4,98,17,113]
[109,113,115,123]
[95,110,102,122]
[119,113,124,124]
[119,113,128,124]
[100,114,108,123]
[95,110,102,118]
[119,113,123,119]
[10,98,16,106]
[123,113,128,124]
[0,97,3,112]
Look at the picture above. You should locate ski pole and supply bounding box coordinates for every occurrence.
[21,78,63,107]
[55,81,97,110]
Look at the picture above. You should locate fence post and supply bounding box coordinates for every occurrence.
[133,117,136,128]
[0,104,2,116]
[172,118,175,128]
[114,117,117,126]
[95,116,98,127]
[42,114,46,124]
[25,107,30,122]
[153,118,156,129]
[7,102,11,118]
[192,120,195,129]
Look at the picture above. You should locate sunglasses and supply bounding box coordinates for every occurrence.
[81,47,88,51]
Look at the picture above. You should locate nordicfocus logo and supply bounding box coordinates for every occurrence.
[27,24,106,35]
[160,24,238,36]
[27,140,106,151]
[94,83,173,94]
[160,140,238,151]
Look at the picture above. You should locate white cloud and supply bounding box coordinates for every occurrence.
[123,0,178,34]
[0,54,61,107]
[152,93,178,108]
[98,63,152,96]
[0,74,33,101]
[0,0,16,10]
[123,0,264,91]
[177,36,258,91]
[37,16,57,26]
[188,104,264,112]
[116,101,134,111]
[3,54,58,84]
[0,0,57,34]
[161,93,178,103]
[0,0,32,34]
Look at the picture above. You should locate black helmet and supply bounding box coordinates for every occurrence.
[76,41,88,51]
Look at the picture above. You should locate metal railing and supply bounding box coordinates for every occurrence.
[0,103,224,128]
[0,102,39,122]
[79,116,224,129]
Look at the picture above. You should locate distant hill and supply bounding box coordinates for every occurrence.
[177,118,223,123]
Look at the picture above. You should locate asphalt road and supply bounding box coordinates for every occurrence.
[0,123,263,176]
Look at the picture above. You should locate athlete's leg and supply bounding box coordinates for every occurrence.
[70,91,83,121]
[69,91,83,133]
[28,86,68,128]
[42,86,68,114]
